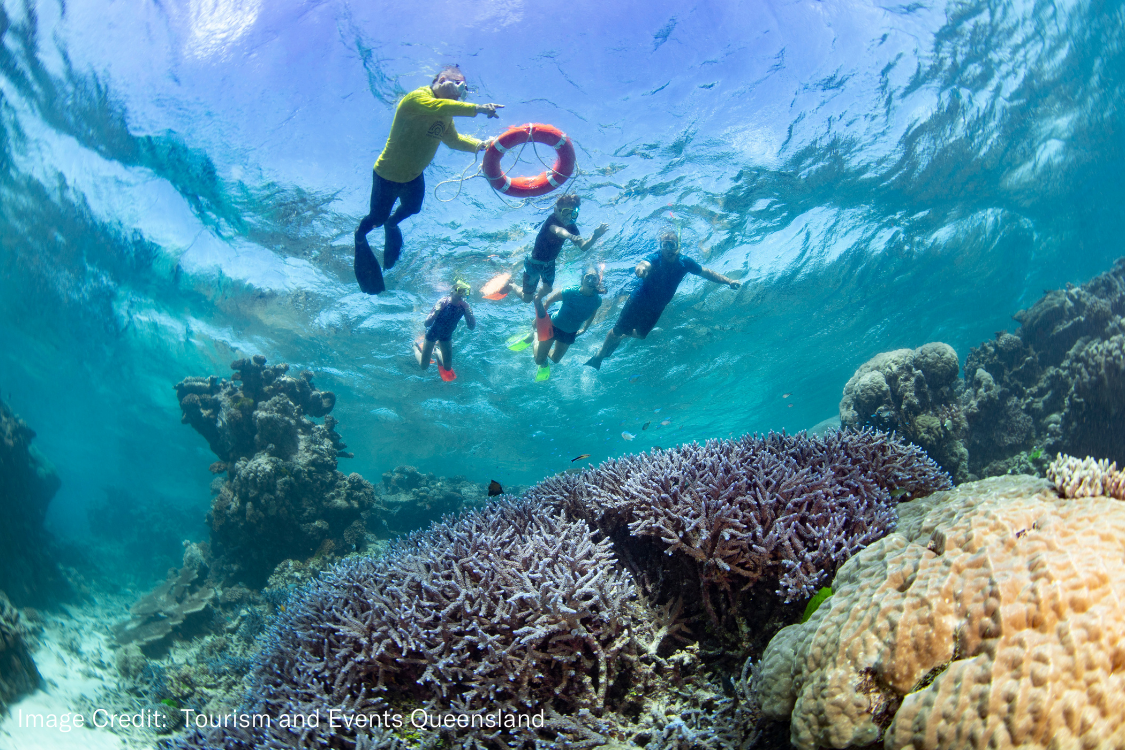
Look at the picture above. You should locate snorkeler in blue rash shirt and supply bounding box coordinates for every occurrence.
[584,230,740,370]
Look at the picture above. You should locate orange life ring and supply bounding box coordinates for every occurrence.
[482,123,576,198]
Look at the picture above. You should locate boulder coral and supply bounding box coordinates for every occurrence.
[756,474,1125,750]
[174,356,379,585]
[839,343,969,483]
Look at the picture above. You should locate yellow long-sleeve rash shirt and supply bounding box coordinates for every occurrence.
[372,87,482,183]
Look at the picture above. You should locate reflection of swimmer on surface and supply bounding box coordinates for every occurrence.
[510,194,608,303]
[355,65,504,295]
[533,268,605,366]
[585,230,740,370]
[416,280,476,380]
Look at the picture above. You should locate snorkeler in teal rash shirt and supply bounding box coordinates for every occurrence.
[533,268,606,366]
[585,231,740,370]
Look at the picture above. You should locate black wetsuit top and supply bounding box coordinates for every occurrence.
[530,215,579,263]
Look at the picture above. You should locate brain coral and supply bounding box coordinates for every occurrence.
[756,474,1125,750]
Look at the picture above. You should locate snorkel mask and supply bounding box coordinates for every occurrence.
[452,280,471,296]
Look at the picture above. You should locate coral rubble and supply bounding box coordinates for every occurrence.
[838,343,969,482]
[756,474,1125,749]
[174,356,379,585]
[0,398,67,607]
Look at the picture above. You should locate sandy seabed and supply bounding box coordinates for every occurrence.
[1,599,158,750]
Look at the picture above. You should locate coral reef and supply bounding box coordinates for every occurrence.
[0,398,67,606]
[174,356,380,585]
[164,433,946,749]
[756,474,1125,750]
[838,343,969,482]
[0,590,42,711]
[962,258,1125,475]
[112,543,217,655]
[1046,452,1125,499]
[528,429,951,607]
[379,465,481,534]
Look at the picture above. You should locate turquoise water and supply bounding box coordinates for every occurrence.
[0,0,1121,549]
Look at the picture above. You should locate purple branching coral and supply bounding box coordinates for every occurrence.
[170,497,667,750]
[527,429,951,606]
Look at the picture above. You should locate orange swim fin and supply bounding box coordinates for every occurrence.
[534,298,554,342]
[439,366,457,382]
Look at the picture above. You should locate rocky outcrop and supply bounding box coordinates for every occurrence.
[0,399,67,607]
[175,357,380,586]
[962,258,1125,475]
[0,591,41,711]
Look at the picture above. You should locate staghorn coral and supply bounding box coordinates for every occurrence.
[1046,452,1125,499]
[175,356,379,585]
[167,496,740,749]
[0,398,67,606]
[527,429,951,607]
[839,343,969,482]
[756,475,1125,750]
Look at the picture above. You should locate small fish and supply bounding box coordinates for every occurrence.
[622,432,636,441]
[890,488,909,498]
[661,419,671,426]
[782,392,792,398]
[629,374,641,382]
[642,422,651,430]
[571,454,591,462]
[488,480,504,497]
[787,403,794,408]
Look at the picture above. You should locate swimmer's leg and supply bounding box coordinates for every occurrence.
[418,338,436,370]
[383,175,424,270]
[437,339,453,370]
[534,339,552,366]
[585,330,624,370]
[549,341,571,363]
[354,171,395,294]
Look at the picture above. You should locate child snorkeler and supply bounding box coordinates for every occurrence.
[415,279,476,381]
[530,267,605,381]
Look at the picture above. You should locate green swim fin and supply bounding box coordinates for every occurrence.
[535,365,550,382]
[507,331,533,352]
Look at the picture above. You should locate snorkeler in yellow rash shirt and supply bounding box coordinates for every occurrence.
[354,66,504,295]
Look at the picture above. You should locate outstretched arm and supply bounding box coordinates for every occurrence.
[576,223,609,251]
[541,290,564,311]
[699,267,741,289]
